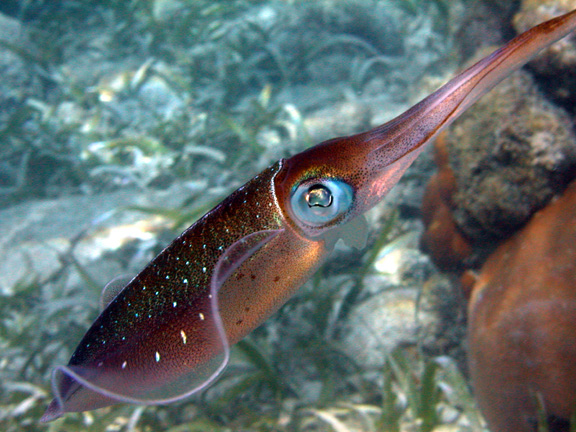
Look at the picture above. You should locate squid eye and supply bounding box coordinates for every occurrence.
[290,179,354,227]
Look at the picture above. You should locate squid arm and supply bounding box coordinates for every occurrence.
[41,9,576,422]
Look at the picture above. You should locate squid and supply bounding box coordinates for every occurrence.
[42,9,576,422]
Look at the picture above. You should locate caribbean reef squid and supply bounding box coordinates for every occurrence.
[41,9,576,422]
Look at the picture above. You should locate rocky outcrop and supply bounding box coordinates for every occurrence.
[421,5,576,430]
[514,0,576,111]
[421,69,576,268]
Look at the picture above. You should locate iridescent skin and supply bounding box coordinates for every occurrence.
[42,10,576,422]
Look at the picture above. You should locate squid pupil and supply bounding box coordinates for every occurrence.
[306,185,333,208]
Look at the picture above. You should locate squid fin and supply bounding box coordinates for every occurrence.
[99,275,133,310]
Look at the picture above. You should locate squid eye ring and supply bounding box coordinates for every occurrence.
[290,179,353,227]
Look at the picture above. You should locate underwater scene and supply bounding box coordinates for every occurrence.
[1,0,576,431]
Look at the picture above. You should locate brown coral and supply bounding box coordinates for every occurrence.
[420,132,474,272]
[468,178,576,432]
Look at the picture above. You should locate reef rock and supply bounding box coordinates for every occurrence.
[419,6,576,431]
[468,177,576,432]
[440,70,576,244]
[514,0,576,110]
[421,70,576,270]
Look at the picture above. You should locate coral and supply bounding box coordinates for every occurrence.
[420,132,474,272]
[420,49,576,431]
[514,0,576,111]
[443,70,576,243]
[468,177,576,432]
[421,70,576,274]
[420,9,576,430]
